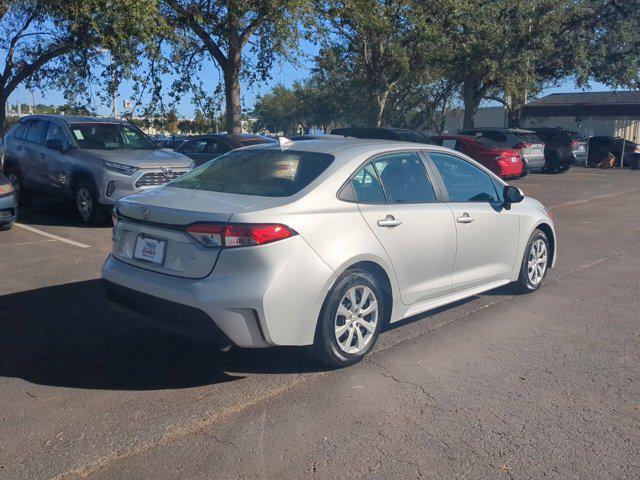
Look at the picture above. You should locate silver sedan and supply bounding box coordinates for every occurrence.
[102,137,556,367]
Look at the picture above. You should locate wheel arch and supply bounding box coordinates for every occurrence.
[70,167,98,193]
[535,222,556,268]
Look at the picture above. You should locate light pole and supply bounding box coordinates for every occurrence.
[98,48,118,118]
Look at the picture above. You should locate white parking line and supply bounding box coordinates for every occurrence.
[14,223,91,249]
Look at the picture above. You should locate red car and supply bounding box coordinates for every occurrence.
[430,135,524,179]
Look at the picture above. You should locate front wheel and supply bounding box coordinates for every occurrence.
[511,230,550,293]
[74,180,107,225]
[313,269,385,367]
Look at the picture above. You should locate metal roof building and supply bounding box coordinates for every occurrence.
[521,91,640,142]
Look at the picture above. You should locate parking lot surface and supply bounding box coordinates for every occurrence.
[1,168,639,479]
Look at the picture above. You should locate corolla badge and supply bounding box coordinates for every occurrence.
[140,207,150,221]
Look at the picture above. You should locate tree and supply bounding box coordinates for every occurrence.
[316,0,433,127]
[160,0,310,135]
[0,0,157,135]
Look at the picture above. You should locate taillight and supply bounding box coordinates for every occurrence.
[634,145,640,154]
[186,223,296,248]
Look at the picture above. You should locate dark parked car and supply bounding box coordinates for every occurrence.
[0,173,18,230]
[330,127,435,144]
[175,134,277,166]
[529,127,587,172]
[587,136,640,168]
[460,128,546,174]
[430,134,524,179]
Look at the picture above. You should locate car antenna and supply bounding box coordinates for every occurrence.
[278,136,294,149]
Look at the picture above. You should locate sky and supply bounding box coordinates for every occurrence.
[5,38,614,119]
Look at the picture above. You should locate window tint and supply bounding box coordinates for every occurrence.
[516,132,542,144]
[430,152,499,203]
[179,140,196,153]
[205,139,231,154]
[13,122,27,139]
[69,123,157,150]
[45,122,68,147]
[25,119,48,144]
[351,163,386,203]
[372,152,436,203]
[171,149,334,197]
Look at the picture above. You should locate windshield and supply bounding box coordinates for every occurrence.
[170,149,334,197]
[69,123,158,150]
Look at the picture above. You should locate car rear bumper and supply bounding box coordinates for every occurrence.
[0,193,17,225]
[101,235,336,347]
[523,155,546,171]
[496,163,524,178]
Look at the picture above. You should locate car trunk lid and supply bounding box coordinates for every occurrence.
[112,186,275,278]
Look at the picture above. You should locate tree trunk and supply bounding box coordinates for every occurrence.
[0,93,6,170]
[366,89,389,128]
[462,78,484,130]
[224,57,242,135]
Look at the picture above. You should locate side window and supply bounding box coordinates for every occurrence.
[13,122,27,139]
[430,152,499,203]
[45,123,69,147]
[179,140,196,154]
[372,152,436,203]
[351,163,386,203]
[205,139,231,154]
[25,119,48,144]
[442,139,457,150]
[194,139,209,153]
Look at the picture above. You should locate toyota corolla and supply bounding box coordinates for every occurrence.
[102,137,556,367]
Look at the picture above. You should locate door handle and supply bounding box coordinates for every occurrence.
[377,215,402,228]
[456,212,475,224]
[16,146,22,151]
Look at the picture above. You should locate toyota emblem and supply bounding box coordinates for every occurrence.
[140,207,150,221]
[162,167,174,178]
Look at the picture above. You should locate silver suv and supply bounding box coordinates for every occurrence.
[2,115,193,223]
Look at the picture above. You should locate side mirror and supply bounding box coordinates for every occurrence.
[503,185,524,208]
[45,139,66,153]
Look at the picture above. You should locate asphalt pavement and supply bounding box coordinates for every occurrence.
[0,167,639,480]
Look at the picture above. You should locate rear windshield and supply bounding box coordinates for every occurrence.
[69,123,158,150]
[516,132,543,144]
[170,149,334,197]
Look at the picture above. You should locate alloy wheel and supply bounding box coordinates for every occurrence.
[527,238,548,286]
[76,187,93,221]
[334,285,378,354]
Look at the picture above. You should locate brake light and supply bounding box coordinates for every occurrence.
[186,223,296,248]
[634,145,640,154]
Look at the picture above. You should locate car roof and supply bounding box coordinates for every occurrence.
[20,114,129,125]
[463,127,535,134]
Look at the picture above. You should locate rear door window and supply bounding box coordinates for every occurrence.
[372,152,436,203]
[516,132,543,144]
[430,152,499,203]
[351,163,386,203]
[171,149,334,197]
[25,119,48,144]
[13,122,27,139]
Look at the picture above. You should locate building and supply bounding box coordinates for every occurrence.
[521,91,640,142]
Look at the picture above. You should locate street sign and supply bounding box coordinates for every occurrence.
[123,99,132,111]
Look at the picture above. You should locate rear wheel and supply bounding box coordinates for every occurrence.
[511,229,550,293]
[313,269,385,367]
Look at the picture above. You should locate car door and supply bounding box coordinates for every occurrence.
[427,152,519,290]
[22,119,49,188]
[353,151,457,304]
[41,121,73,193]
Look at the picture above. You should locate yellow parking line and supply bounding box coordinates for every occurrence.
[14,223,91,249]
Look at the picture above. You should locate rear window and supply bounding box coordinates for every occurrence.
[516,132,543,144]
[170,149,334,197]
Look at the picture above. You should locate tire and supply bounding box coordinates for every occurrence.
[313,269,385,367]
[511,229,550,294]
[74,178,105,225]
[4,165,28,205]
[0,222,13,231]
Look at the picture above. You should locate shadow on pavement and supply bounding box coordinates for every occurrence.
[16,196,108,228]
[0,279,325,391]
